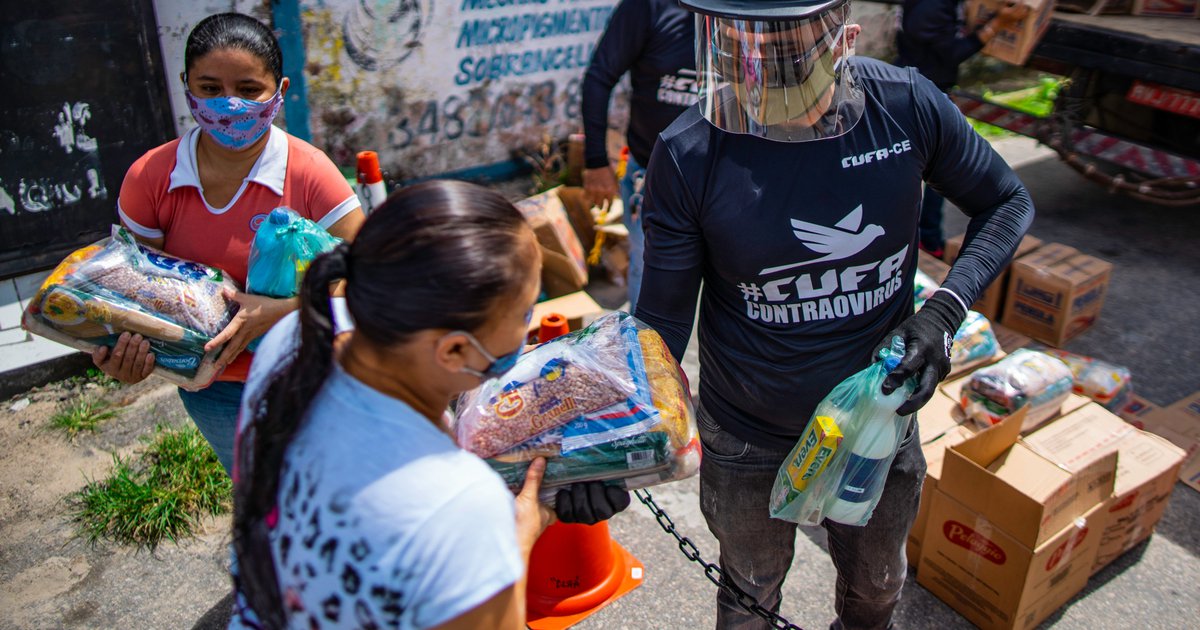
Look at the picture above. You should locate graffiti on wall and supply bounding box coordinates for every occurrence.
[0,101,107,216]
[302,0,617,179]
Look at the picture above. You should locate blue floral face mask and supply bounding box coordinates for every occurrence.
[184,85,283,150]
[453,331,522,380]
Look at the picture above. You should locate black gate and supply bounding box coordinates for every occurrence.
[0,0,174,278]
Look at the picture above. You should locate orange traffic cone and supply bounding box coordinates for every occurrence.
[537,313,570,343]
[525,313,644,629]
[526,522,643,628]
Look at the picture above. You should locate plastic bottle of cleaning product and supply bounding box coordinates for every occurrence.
[823,348,912,525]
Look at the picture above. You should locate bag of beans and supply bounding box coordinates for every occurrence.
[21,226,238,390]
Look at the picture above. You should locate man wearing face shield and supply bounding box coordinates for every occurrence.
[633,1,1034,628]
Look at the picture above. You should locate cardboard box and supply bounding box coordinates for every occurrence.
[1132,0,1198,17]
[1135,390,1200,492]
[945,234,1043,321]
[937,407,1116,550]
[916,407,1115,629]
[966,0,1056,66]
[919,494,1104,630]
[1023,403,1185,573]
[516,186,590,292]
[1001,244,1113,347]
[1116,394,1160,427]
[528,291,603,339]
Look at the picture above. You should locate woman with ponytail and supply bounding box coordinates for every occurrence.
[230,180,559,629]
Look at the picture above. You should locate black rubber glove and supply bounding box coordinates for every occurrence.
[554,481,631,525]
[880,291,966,416]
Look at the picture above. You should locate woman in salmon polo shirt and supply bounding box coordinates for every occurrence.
[91,12,365,474]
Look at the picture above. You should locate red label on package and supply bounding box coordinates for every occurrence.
[944,521,1007,565]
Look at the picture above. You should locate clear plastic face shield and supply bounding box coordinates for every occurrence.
[695,2,864,142]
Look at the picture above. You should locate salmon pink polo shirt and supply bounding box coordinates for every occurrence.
[117,125,359,382]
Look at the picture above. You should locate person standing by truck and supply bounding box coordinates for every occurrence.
[895,0,1029,257]
[581,0,696,311]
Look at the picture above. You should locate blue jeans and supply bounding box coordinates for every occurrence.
[620,155,646,312]
[177,381,244,476]
[696,402,925,630]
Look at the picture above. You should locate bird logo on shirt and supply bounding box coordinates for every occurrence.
[760,205,885,275]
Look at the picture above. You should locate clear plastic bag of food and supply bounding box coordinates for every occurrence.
[770,337,915,527]
[457,312,700,500]
[21,226,239,389]
[951,311,1001,371]
[1034,346,1133,411]
[960,349,1074,431]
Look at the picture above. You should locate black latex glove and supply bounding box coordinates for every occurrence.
[880,291,966,416]
[554,481,631,525]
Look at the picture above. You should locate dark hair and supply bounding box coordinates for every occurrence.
[232,180,536,627]
[185,13,283,84]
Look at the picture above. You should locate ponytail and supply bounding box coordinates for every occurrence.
[232,242,349,629]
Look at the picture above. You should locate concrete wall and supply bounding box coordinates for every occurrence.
[296,0,620,179]
[150,1,896,179]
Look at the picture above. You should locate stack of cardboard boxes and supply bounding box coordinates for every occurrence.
[910,234,1190,628]
[911,391,1186,629]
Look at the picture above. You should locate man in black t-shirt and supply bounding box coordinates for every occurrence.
[634,1,1034,628]
[582,0,696,311]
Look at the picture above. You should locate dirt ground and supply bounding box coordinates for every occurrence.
[0,377,233,630]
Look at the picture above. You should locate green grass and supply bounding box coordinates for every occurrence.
[83,367,122,390]
[69,425,232,550]
[50,396,119,439]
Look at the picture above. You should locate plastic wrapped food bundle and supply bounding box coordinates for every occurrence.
[1034,346,1133,411]
[455,312,700,500]
[951,311,1001,371]
[961,349,1074,431]
[21,226,238,390]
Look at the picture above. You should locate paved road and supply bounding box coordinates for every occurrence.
[570,138,1200,630]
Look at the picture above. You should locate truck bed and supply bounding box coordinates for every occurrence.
[1052,13,1200,48]
[1032,13,1200,91]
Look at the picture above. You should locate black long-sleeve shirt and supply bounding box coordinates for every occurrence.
[582,0,695,168]
[895,0,984,90]
[634,58,1034,449]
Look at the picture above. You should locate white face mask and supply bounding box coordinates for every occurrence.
[732,48,839,127]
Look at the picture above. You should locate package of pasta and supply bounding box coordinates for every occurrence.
[1033,346,1133,411]
[960,349,1074,432]
[456,312,699,500]
[21,226,238,390]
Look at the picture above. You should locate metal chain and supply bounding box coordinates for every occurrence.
[633,489,805,630]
